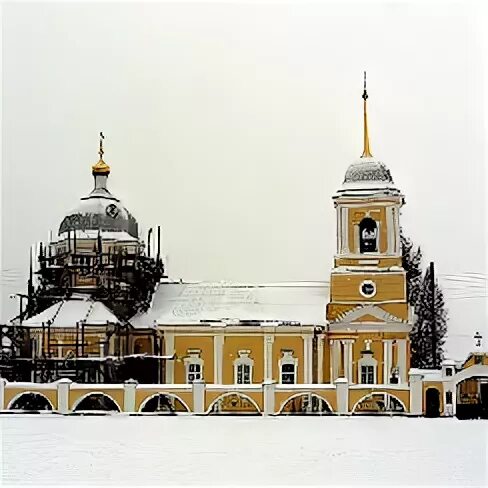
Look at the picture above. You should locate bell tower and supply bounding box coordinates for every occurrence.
[326,74,412,386]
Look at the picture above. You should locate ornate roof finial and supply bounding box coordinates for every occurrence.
[99,131,104,160]
[92,131,111,175]
[361,71,373,158]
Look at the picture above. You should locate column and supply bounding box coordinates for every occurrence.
[165,332,174,384]
[317,335,325,384]
[264,335,274,381]
[213,334,224,384]
[303,335,313,384]
[409,372,423,415]
[263,381,275,416]
[123,379,138,413]
[383,340,393,384]
[192,380,205,414]
[56,378,72,414]
[335,377,349,414]
[0,377,6,410]
[343,340,354,383]
[386,206,394,254]
[331,340,341,381]
[397,339,407,384]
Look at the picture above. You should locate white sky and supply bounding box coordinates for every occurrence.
[1,1,486,360]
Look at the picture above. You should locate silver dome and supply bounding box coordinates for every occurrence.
[58,174,138,238]
[343,157,394,185]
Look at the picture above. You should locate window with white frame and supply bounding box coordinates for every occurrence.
[361,365,375,384]
[184,349,203,383]
[279,350,298,384]
[234,350,254,384]
[358,343,377,385]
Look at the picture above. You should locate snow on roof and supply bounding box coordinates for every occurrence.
[409,368,443,381]
[130,281,330,328]
[21,297,120,328]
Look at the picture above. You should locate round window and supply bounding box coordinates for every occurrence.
[360,280,376,298]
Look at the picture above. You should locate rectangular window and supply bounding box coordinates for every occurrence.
[281,363,296,384]
[236,364,251,384]
[361,365,374,384]
[446,391,453,405]
[446,368,453,376]
[187,363,202,383]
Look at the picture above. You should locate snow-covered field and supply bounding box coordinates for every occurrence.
[1,415,486,486]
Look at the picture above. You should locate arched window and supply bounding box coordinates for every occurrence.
[359,217,378,253]
[233,350,254,384]
[358,343,377,384]
[184,349,203,383]
[279,350,298,384]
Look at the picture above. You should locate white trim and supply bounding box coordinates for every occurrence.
[303,335,313,383]
[164,332,174,384]
[397,339,407,383]
[386,205,394,254]
[279,350,298,384]
[264,335,274,381]
[184,352,204,384]
[233,350,254,384]
[317,335,325,383]
[358,354,378,384]
[359,280,377,298]
[213,334,224,384]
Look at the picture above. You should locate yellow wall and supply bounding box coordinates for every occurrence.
[222,335,264,384]
[4,388,58,410]
[347,206,389,254]
[329,273,406,303]
[272,335,304,384]
[174,336,214,383]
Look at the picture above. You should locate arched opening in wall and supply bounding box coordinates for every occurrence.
[359,217,378,253]
[8,392,53,411]
[207,393,261,415]
[139,394,190,414]
[425,388,441,418]
[279,393,333,415]
[352,392,406,415]
[73,393,121,413]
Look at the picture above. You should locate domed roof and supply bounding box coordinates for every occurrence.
[343,157,394,185]
[58,162,138,238]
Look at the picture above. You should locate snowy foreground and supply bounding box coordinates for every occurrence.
[1,415,487,486]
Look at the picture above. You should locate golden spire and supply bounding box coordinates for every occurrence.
[92,132,111,175]
[361,71,373,158]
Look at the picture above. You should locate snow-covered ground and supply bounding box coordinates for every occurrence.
[1,415,486,486]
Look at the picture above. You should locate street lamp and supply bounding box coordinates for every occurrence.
[474,332,483,350]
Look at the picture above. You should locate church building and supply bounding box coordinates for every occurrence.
[1,78,487,418]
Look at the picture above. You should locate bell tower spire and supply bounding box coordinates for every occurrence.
[361,71,373,158]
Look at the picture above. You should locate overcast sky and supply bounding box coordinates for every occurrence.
[1,1,486,360]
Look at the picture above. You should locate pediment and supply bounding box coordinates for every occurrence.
[331,304,406,324]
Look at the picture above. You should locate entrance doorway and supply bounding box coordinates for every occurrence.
[425,388,440,418]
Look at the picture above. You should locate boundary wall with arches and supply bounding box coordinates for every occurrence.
[1,362,486,415]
